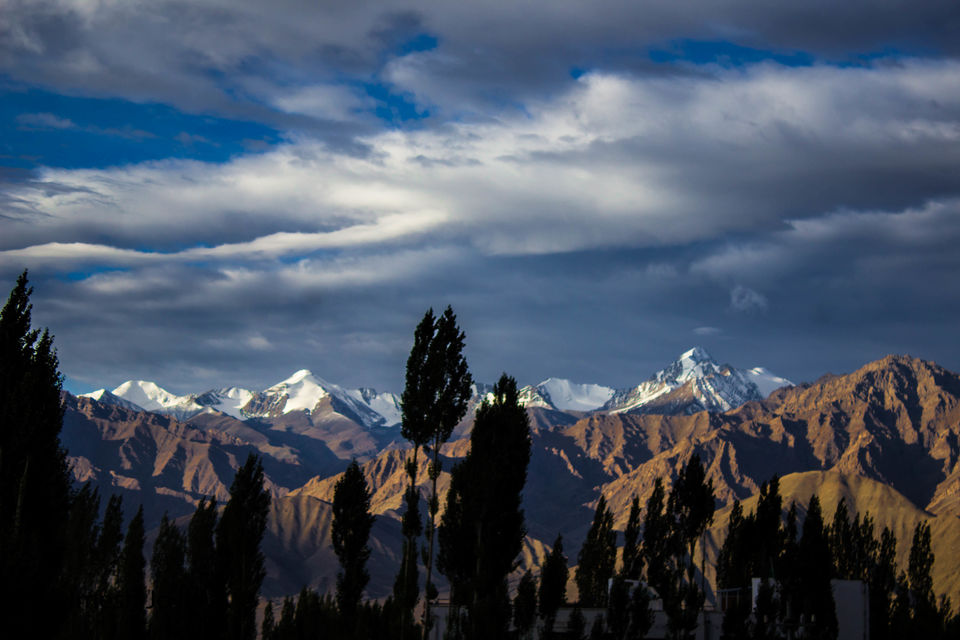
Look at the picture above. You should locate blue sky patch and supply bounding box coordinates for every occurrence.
[0,82,282,170]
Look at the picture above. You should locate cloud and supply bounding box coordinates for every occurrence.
[694,326,722,336]
[16,112,76,129]
[730,285,768,313]
[4,59,959,259]
[2,1,958,129]
[3,2,960,393]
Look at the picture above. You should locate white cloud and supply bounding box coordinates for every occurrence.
[16,112,77,129]
[694,326,722,336]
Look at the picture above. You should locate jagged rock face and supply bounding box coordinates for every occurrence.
[603,347,770,415]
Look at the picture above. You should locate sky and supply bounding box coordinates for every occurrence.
[2,0,960,395]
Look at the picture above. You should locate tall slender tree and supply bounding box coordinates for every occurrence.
[513,570,538,640]
[0,271,72,637]
[397,306,473,637]
[796,495,837,640]
[622,496,642,580]
[332,459,375,633]
[217,454,271,640]
[665,455,716,640]
[871,526,900,640]
[575,495,617,607]
[150,514,188,639]
[539,534,569,638]
[641,477,674,607]
[438,374,532,639]
[117,506,147,640]
[186,496,223,640]
[907,521,940,635]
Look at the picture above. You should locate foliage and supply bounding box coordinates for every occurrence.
[513,570,538,640]
[575,495,617,608]
[117,506,147,640]
[397,306,473,636]
[539,534,569,637]
[331,459,375,630]
[149,514,188,639]
[216,453,271,640]
[185,496,223,640]
[0,270,72,637]
[438,374,532,639]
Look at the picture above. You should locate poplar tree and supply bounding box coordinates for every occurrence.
[871,526,899,640]
[513,571,538,640]
[396,306,472,637]
[575,495,616,607]
[150,514,188,639]
[0,271,72,638]
[908,521,939,635]
[621,496,642,580]
[665,455,715,640]
[186,497,223,640]
[117,506,147,640]
[797,495,837,640]
[641,478,674,606]
[331,459,375,632]
[438,374,531,639]
[539,534,569,637]
[217,454,271,640]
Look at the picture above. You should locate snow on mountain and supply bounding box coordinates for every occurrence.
[86,348,790,428]
[253,369,399,428]
[79,388,149,412]
[520,378,614,412]
[264,369,331,414]
[110,380,204,420]
[193,387,256,420]
[357,389,402,427]
[745,367,793,398]
[603,347,792,415]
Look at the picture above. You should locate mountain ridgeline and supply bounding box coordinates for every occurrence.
[61,347,960,612]
[6,264,960,638]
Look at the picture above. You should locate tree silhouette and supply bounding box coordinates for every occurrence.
[797,495,837,640]
[117,506,147,640]
[0,270,72,637]
[332,459,375,632]
[397,306,473,637]
[539,534,569,638]
[575,495,616,608]
[150,514,188,639]
[513,570,538,640]
[185,496,223,640]
[217,454,271,640]
[438,374,531,639]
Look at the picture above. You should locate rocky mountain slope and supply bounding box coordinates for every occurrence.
[61,353,960,606]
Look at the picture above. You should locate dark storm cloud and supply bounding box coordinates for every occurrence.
[2,1,958,126]
[2,1,960,393]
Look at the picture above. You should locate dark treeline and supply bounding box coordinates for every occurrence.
[0,272,271,640]
[5,272,960,640]
[716,476,960,640]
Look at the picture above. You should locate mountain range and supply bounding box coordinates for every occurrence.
[83,347,791,424]
[61,349,960,608]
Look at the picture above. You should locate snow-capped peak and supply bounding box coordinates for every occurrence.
[265,370,331,413]
[110,380,204,419]
[744,367,793,398]
[679,346,712,363]
[603,348,791,415]
[521,378,614,412]
[79,388,145,412]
